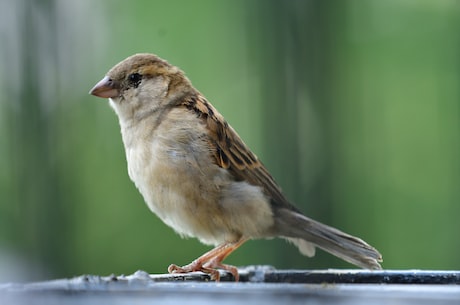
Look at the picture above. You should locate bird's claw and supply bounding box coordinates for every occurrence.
[168,261,238,281]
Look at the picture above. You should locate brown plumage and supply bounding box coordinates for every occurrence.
[90,53,383,281]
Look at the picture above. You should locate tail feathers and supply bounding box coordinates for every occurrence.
[276,209,383,270]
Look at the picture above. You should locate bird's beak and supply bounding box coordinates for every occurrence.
[89,76,120,98]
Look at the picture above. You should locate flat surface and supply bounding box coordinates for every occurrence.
[2,268,460,305]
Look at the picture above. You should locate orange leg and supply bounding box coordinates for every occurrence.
[168,238,247,281]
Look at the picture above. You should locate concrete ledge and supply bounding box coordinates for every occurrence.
[2,267,460,305]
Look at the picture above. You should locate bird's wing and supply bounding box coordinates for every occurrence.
[180,94,298,211]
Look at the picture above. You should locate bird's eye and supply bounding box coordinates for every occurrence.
[127,73,142,88]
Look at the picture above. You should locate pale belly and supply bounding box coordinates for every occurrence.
[124,140,275,246]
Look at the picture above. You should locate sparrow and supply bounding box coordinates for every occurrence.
[89,53,382,281]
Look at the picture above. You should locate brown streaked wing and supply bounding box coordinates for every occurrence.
[179,95,298,211]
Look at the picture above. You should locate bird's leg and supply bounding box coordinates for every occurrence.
[202,238,247,281]
[167,243,228,276]
[168,238,247,281]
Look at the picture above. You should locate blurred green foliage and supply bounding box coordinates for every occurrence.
[0,0,459,280]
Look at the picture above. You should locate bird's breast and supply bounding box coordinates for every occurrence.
[122,131,232,244]
[119,110,275,245]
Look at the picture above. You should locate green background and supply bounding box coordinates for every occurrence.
[1,0,459,281]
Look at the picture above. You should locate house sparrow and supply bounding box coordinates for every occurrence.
[89,53,382,281]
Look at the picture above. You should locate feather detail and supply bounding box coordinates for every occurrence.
[178,94,298,211]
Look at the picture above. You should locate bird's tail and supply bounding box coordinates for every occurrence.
[275,208,382,269]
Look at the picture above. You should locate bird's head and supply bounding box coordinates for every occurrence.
[90,53,192,121]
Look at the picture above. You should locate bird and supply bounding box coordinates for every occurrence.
[89,53,382,281]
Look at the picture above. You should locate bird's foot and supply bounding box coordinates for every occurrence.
[167,262,225,281]
[167,238,247,281]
